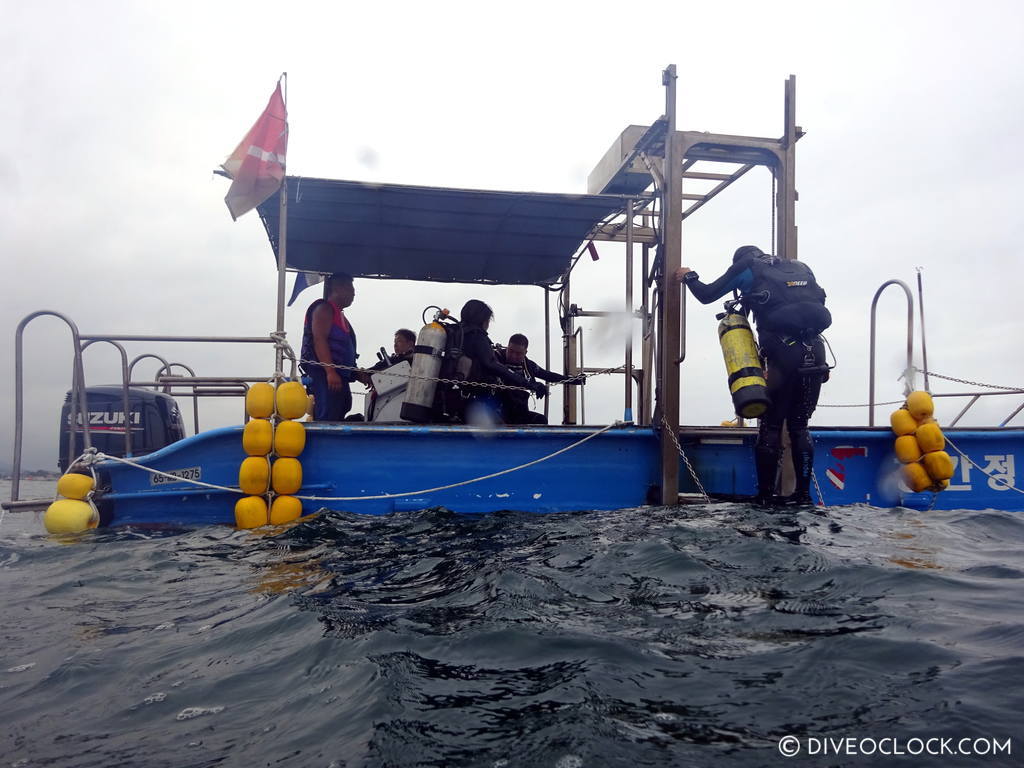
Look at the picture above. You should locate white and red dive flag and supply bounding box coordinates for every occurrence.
[221,82,288,220]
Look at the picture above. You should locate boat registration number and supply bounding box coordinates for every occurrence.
[151,467,202,486]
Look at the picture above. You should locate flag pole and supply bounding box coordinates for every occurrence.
[274,72,289,381]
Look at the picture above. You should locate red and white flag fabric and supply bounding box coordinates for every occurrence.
[222,82,288,220]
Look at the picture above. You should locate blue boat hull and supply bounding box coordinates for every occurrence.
[95,424,1024,526]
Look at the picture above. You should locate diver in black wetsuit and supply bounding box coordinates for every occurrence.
[459,300,547,424]
[677,245,831,506]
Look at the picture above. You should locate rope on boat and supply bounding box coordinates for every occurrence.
[943,436,1024,495]
[81,423,626,502]
[294,421,624,502]
[83,451,246,493]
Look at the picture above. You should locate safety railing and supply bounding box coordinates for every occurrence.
[868,279,915,426]
[863,278,1022,428]
[80,339,134,459]
[9,313,281,504]
[13,311,92,501]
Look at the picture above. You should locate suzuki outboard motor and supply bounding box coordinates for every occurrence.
[58,387,186,471]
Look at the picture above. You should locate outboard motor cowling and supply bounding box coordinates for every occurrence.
[58,387,186,471]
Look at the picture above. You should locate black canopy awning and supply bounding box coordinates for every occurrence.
[257,177,627,286]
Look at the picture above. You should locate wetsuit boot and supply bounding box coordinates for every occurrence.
[784,425,815,506]
[754,427,782,506]
[783,369,819,506]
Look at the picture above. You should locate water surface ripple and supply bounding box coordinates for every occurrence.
[2,497,1021,767]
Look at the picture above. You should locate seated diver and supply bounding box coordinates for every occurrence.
[370,328,417,372]
[459,300,547,424]
[496,333,580,424]
[364,328,418,421]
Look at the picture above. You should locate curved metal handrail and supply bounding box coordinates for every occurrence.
[80,339,133,458]
[156,362,200,434]
[868,280,915,426]
[12,311,91,502]
[127,353,171,391]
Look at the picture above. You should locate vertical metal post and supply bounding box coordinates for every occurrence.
[641,240,652,426]
[271,72,290,383]
[659,65,682,504]
[274,177,289,380]
[778,75,798,261]
[917,269,930,391]
[576,327,586,424]
[562,275,577,425]
[543,286,550,422]
[625,198,634,422]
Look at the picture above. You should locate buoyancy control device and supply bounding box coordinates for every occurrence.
[716,303,770,419]
[746,258,831,338]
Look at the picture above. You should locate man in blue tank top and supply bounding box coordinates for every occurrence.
[677,246,831,506]
[300,273,360,420]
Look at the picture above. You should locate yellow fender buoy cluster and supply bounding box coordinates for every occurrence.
[890,391,954,494]
[235,380,307,529]
[44,472,99,534]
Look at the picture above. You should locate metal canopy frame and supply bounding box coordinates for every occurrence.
[568,69,802,503]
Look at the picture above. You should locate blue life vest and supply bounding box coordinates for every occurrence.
[300,299,356,380]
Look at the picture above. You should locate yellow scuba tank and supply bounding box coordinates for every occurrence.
[717,311,770,419]
[401,316,448,423]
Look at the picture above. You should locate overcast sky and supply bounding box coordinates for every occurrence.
[3,0,1023,472]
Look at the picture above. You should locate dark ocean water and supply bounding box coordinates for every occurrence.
[2,480,1022,767]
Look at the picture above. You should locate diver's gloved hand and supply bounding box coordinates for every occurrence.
[532,382,548,399]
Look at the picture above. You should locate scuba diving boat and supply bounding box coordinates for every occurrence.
[7,67,1023,530]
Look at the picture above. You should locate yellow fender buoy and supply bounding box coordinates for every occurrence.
[922,450,954,482]
[270,495,303,525]
[894,435,923,464]
[276,381,309,420]
[56,473,95,501]
[246,382,275,419]
[235,495,269,529]
[242,418,274,456]
[274,420,306,458]
[239,457,270,495]
[272,458,303,495]
[890,409,917,436]
[905,390,935,421]
[901,462,932,493]
[44,499,99,534]
[915,422,945,454]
